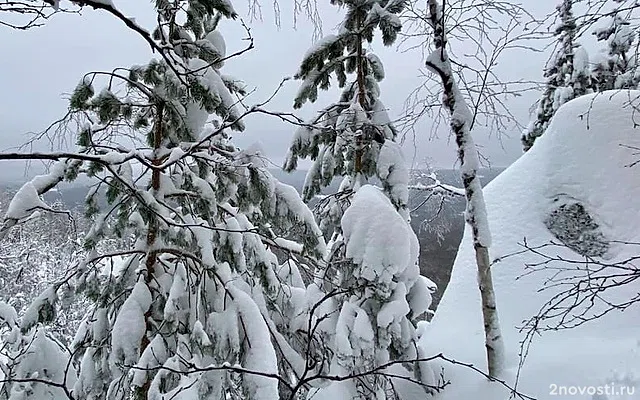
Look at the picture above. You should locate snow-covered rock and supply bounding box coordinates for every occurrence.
[422,90,640,400]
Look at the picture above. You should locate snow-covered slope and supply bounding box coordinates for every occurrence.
[420,91,640,400]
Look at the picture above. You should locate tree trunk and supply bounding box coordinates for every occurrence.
[146,101,164,263]
[136,101,164,399]
[425,0,505,378]
[354,12,366,176]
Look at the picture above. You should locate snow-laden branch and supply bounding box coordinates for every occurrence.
[0,150,150,167]
[408,173,465,197]
[107,351,535,400]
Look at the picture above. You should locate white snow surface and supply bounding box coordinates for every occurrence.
[7,329,76,400]
[206,30,227,61]
[5,182,50,221]
[573,45,590,77]
[228,285,279,400]
[301,34,338,62]
[377,140,410,218]
[341,185,419,293]
[421,91,640,400]
[109,281,152,375]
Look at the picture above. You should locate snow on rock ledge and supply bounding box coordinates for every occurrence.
[421,90,640,400]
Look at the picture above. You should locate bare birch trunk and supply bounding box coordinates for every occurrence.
[425,0,505,378]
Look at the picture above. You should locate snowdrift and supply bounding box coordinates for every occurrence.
[420,90,640,400]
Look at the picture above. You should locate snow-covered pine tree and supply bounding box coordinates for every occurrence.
[592,12,640,91]
[0,1,327,399]
[0,301,76,400]
[282,2,437,398]
[283,0,406,240]
[521,0,591,151]
[303,182,436,400]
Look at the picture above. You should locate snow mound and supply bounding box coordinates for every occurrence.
[422,91,640,400]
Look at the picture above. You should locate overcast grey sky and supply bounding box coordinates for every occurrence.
[0,0,559,182]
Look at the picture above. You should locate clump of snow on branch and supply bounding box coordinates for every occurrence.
[342,185,419,295]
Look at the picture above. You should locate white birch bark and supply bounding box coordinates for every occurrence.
[425,0,505,378]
